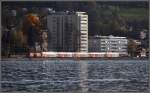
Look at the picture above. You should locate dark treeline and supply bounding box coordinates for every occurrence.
[2,1,148,8]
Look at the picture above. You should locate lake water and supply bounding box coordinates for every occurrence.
[1,59,149,92]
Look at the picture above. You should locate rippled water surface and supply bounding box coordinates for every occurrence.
[1,60,149,92]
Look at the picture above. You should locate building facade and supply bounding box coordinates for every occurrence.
[88,36,101,52]
[47,11,88,52]
[89,35,128,55]
[40,30,48,52]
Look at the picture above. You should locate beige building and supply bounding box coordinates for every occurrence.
[47,11,88,52]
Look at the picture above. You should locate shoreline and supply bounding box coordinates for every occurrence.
[1,57,149,61]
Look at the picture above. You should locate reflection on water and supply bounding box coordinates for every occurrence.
[1,60,149,92]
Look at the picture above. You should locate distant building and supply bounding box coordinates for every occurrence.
[139,30,147,40]
[89,35,128,55]
[133,40,141,45]
[41,30,48,52]
[88,36,101,52]
[140,48,146,57]
[47,11,88,52]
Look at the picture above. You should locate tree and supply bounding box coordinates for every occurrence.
[128,39,138,57]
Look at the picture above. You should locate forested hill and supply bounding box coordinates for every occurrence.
[2,1,149,39]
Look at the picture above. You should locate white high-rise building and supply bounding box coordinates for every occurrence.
[47,11,88,52]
